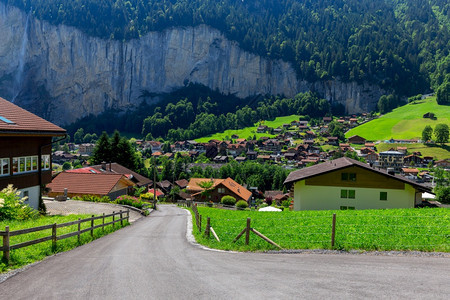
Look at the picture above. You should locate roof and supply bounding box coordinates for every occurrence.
[47,172,134,196]
[71,163,152,187]
[0,97,66,136]
[175,179,189,188]
[187,177,252,201]
[284,157,431,192]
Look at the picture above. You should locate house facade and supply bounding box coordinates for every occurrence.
[284,157,430,211]
[0,97,66,209]
[187,177,251,202]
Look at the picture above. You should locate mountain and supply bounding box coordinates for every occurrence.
[0,0,448,125]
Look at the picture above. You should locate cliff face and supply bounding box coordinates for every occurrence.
[0,3,384,125]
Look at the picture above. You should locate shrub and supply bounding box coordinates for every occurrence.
[0,185,38,221]
[221,195,237,206]
[281,200,291,208]
[236,200,248,209]
[73,195,110,203]
[115,195,145,209]
[140,192,155,201]
[265,197,273,206]
[436,186,450,204]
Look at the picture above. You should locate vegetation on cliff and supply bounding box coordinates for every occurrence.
[3,0,449,96]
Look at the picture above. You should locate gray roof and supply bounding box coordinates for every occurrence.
[284,157,431,192]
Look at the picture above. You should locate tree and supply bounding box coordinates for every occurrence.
[91,132,111,164]
[422,125,433,143]
[434,124,449,144]
[436,81,450,105]
[74,128,84,144]
[198,180,215,201]
[62,161,72,170]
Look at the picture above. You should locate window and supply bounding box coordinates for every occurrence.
[341,173,356,181]
[41,155,50,170]
[380,192,387,201]
[340,206,355,210]
[218,187,225,193]
[0,158,9,176]
[13,156,39,174]
[340,189,355,199]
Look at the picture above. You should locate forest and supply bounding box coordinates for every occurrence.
[3,0,449,97]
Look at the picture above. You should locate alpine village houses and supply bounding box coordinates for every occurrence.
[284,157,432,211]
[0,97,66,210]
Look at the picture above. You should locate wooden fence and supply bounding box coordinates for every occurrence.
[0,210,129,262]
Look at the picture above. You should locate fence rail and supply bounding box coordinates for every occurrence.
[1,210,129,261]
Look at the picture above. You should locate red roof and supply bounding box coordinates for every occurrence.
[0,97,66,136]
[47,172,133,196]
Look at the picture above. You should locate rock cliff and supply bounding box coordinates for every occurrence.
[0,3,384,125]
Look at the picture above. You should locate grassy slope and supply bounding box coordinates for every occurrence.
[0,214,128,272]
[346,97,450,141]
[191,207,450,252]
[195,115,299,142]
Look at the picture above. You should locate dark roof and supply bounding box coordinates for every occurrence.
[284,157,431,192]
[175,179,189,189]
[0,97,66,136]
[88,163,152,187]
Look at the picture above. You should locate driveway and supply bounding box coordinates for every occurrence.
[1,205,449,299]
[44,200,143,223]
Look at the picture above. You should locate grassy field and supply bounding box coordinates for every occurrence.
[191,207,449,252]
[0,214,128,272]
[196,115,300,142]
[346,97,450,141]
[376,143,450,160]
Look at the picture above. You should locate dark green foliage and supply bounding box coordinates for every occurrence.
[115,195,146,209]
[221,195,237,206]
[436,186,450,204]
[422,125,433,142]
[62,161,72,170]
[236,200,248,209]
[434,123,450,144]
[0,185,38,221]
[436,81,450,105]
[4,0,448,96]
[328,121,345,141]
[72,195,111,203]
[91,132,111,164]
[377,94,403,114]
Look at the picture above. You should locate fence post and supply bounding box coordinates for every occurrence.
[199,215,202,232]
[91,215,94,238]
[77,218,81,244]
[52,223,57,251]
[112,211,115,228]
[126,210,129,222]
[245,218,251,245]
[205,217,211,238]
[331,213,336,248]
[3,226,10,262]
[120,210,123,227]
[102,213,105,232]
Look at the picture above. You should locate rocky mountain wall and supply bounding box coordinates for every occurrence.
[0,3,384,125]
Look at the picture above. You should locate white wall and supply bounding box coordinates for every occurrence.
[19,185,40,210]
[293,180,416,211]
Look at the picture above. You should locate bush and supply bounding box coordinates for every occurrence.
[140,192,155,201]
[221,195,237,206]
[265,197,273,206]
[115,195,145,209]
[436,186,450,204]
[73,195,110,203]
[0,185,38,221]
[236,200,248,209]
[281,200,291,208]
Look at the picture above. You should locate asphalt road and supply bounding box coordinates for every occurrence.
[1,205,449,299]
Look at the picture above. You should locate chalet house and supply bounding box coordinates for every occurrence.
[175,179,189,189]
[403,155,423,166]
[213,156,229,163]
[401,168,419,177]
[52,151,76,164]
[339,143,352,152]
[205,143,218,158]
[263,139,281,153]
[145,141,162,153]
[364,142,375,150]
[78,143,95,155]
[284,157,431,211]
[246,150,258,160]
[284,152,299,161]
[326,137,338,145]
[423,156,434,166]
[227,144,245,157]
[257,125,269,133]
[378,151,405,171]
[186,177,251,202]
[347,135,366,144]
[0,97,66,210]
[305,131,316,140]
[349,118,358,125]
[47,172,135,200]
[174,141,187,152]
[435,159,450,168]
[235,156,247,163]
[396,147,407,154]
[323,117,332,124]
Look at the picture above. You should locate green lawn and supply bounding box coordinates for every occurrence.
[196,115,300,142]
[346,97,450,141]
[376,143,450,160]
[190,207,449,252]
[0,214,128,272]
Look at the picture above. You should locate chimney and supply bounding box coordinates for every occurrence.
[101,161,107,170]
[109,162,112,171]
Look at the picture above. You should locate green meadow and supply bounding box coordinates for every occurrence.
[196,115,300,142]
[191,207,449,252]
[346,97,450,141]
[0,214,128,272]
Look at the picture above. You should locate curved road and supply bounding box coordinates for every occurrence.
[1,205,448,299]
